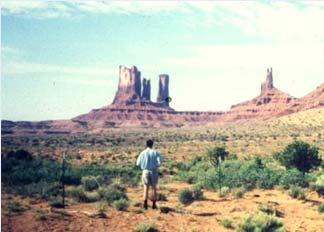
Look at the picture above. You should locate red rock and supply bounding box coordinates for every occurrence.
[1,66,323,134]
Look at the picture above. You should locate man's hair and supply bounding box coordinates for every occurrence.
[146,139,154,148]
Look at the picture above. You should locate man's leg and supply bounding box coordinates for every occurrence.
[143,184,149,209]
[151,171,158,209]
[152,185,157,209]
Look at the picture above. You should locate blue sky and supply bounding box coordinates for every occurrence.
[2,1,324,121]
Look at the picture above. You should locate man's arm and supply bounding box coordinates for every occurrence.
[136,152,142,167]
[156,152,162,167]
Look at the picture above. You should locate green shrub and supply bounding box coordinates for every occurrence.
[257,168,281,189]
[258,203,275,215]
[6,150,33,160]
[35,209,47,221]
[192,186,204,200]
[275,140,321,173]
[49,198,65,208]
[178,188,194,205]
[95,201,108,214]
[221,218,233,229]
[237,213,284,232]
[84,191,100,202]
[81,176,99,191]
[67,186,87,202]
[232,188,245,199]
[7,201,28,213]
[313,175,324,197]
[279,169,308,189]
[218,186,230,198]
[134,222,158,232]
[98,186,128,204]
[109,183,126,192]
[206,146,229,167]
[318,203,324,213]
[112,199,129,211]
[156,193,167,201]
[288,186,306,200]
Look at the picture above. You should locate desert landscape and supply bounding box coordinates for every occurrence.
[2,1,324,232]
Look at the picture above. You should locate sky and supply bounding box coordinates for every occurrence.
[1,1,324,121]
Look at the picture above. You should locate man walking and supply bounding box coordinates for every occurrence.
[136,139,162,210]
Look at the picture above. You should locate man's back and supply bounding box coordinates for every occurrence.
[136,148,161,171]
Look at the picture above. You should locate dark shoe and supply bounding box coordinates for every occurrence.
[143,200,148,210]
[152,201,157,209]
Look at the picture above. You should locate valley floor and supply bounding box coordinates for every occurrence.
[2,182,324,232]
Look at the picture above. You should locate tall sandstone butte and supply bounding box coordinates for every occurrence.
[261,67,274,93]
[157,74,170,106]
[141,78,151,101]
[113,65,142,104]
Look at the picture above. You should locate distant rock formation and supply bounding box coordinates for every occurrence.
[2,65,323,135]
[261,68,274,93]
[157,74,170,106]
[229,67,297,119]
[113,65,142,104]
[141,78,151,101]
[112,66,170,109]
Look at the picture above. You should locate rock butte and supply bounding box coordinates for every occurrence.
[1,65,323,135]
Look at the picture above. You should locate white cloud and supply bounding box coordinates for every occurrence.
[1,46,22,56]
[2,60,116,77]
[164,42,324,111]
[2,1,324,43]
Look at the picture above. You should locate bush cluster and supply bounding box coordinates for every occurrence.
[176,141,322,193]
[237,213,284,232]
[288,186,306,200]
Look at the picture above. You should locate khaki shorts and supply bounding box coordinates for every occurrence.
[142,170,158,186]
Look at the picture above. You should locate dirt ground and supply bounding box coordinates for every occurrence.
[2,182,324,232]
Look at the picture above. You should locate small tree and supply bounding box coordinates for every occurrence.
[275,140,321,173]
[206,146,229,191]
[207,146,229,167]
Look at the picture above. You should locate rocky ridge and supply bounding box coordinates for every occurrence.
[2,66,323,135]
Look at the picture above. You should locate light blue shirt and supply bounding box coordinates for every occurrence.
[136,148,162,171]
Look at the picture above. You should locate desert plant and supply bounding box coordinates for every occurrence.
[313,175,324,197]
[221,218,233,229]
[207,146,229,166]
[84,191,101,203]
[207,146,229,191]
[67,186,87,202]
[258,203,275,215]
[94,201,107,218]
[156,193,167,201]
[318,203,324,213]
[237,213,284,232]
[279,169,308,189]
[49,197,65,208]
[134,222,158,232]
[35,208,47,221]
[81,176,99,191]
[275,140,321,173]
[98,186,128,204]
[112,199,129,211]
[7,201,28,213]
[288,186,306,200]
[218,186,230,198]
[232,187,245,199]
[192,185,204,200]
[178,188,194,205]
